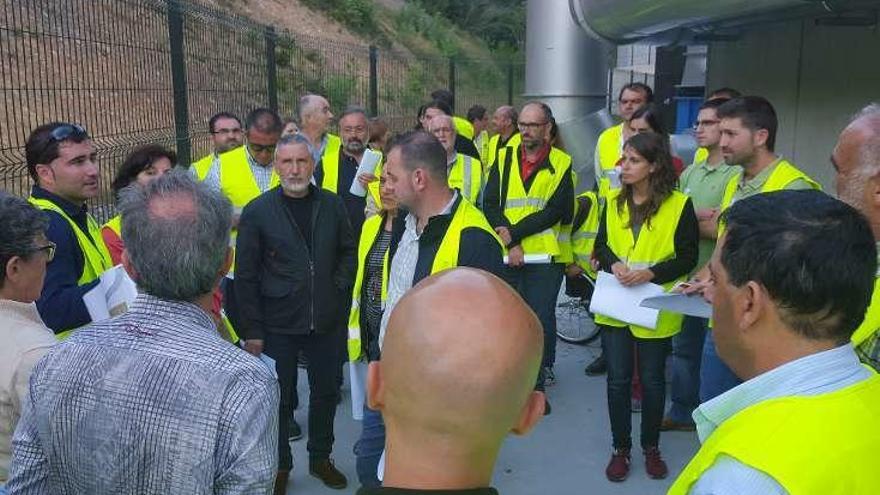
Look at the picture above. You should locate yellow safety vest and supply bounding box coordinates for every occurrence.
[28,196,114,338]
[497,146,572,261]
[218,146,280,208]
[486,133,521,175]
[668,374,880,495]
[347,214,391,362]
[594,191,690,339]
[104,214,122,237]
[571,191,600,279]
[719,159,821,213]
[453,116,475,140]
[191,153,215,181]
[596,123,624,199]
[317,134,344,193]
[476,130,490,164]
[448,153,483,204]
[853,274,880,346]
[693,147,709,165]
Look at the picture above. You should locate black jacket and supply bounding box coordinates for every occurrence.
[235,185,357,339]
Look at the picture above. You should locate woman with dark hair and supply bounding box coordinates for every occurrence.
[629,104,686,176]
[414,104,428,130]
[592,132,698,483]
[102,144,175,263]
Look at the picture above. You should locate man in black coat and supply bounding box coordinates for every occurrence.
[236,134,356,492]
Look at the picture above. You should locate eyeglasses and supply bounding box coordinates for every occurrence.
[211,127,242,135]
[248,142,276,154]
[693,119,720,130]
[517,121,548,130]
[30,241,56,262]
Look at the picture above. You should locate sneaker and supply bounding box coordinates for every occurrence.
[605,447,631,482]
[660,417,696,432]
[585,354,606,376]
[309,458,348,489]
[644,446,669,479]
[543,366,556,387]
[288,418,303,441]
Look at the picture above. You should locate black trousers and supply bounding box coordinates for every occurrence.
[264,330,341,470]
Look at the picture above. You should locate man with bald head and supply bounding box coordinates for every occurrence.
[236,135,356,492]
[359,268,545,495]
[427,114,484,203]
[832,102,880,371]
[486,105,520,171]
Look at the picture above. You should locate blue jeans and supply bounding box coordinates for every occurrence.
[0,484,8,495]
[601,325,671,449]
[355,405,386,487]
[667,316,707,423]
[699,330,742,402]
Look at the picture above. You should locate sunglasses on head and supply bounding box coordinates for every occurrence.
[49,123,89,143]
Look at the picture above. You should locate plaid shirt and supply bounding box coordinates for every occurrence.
[8,294,279,494]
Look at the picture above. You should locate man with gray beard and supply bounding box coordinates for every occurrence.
[8,171,279,494]
[235,135,356,493]
[832,102,880,371]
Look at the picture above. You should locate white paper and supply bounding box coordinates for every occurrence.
[349,149,383,197]
[589,271,664,329]
[83,265,138,322]
[640,293,712,319]
[503,253,552,265]
[349,360,368,420]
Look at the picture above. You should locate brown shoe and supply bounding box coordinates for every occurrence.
[273,470,289,495]
[309,458,348,489]
[644,447,669,479]
[605,447,631,482]
[660,417,696,432]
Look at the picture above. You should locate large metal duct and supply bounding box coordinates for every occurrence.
[570,0,879,44]
[525,0,612,191]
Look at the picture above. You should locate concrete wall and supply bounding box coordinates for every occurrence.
[706,18,880,190]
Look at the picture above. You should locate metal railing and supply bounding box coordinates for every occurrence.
[0,0,525,219]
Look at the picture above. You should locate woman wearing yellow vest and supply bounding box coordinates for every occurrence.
[593,132,699,482]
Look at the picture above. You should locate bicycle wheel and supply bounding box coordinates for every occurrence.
[555,295,600,344]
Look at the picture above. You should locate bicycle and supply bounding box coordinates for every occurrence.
[555,274,600,344]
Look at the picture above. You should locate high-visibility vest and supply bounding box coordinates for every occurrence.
[594,190,690,339]
[317,134,344,193]
[448,153,483,204]
[104,214,122,237]
[496,145,572,260]
[476,130,490,164]
[453,116,475,140]
[28,196,114,338]
[693,147,709,165]
[571,191,600,279]
[191,153,215,181]
[853,273,880,347]
[347,199,502,361]
[486,132,521,175]
[596,123,625,199]
[668,373,880,495]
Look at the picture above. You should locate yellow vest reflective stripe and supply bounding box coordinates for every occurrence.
[486,133,521,175]
[596,123,624,199]
[28,196,114,338]
[693,147,709,165]
[453,116,474,140]
[347,214,390,362]
[668,374,880,495]
[593,191,689,338]
[853,275,880,346]
[191,153,215,182]
[448,153,483,204]
[571,191,600,278]
[432,197,503,272]
[498,146,572,259]
[318,134,343,193]
[104,214,122,237]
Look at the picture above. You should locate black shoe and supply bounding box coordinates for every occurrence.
[288,418,303,441]
[544,397,552,416]
[310,458,348,489]
[585,354,607,376]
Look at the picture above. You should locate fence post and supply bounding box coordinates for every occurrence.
[448,57,456,112]
[265,26,278,113]
[368,45,378,117]
[507,62,514,106]
[166,0,191,166]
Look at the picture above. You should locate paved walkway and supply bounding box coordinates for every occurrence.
[286,310,701,494]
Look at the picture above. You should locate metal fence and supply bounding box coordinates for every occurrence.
[0,0,526,220]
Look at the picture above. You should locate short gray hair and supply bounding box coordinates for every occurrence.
[274,133,312,161]
[850,103,880,177]
[118,170,232,302]
[297,93,325,123]
[0,192,48,287]
[340,105,369,122]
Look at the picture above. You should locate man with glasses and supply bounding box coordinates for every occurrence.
[595,83,653,200]
[428,114,483,204]
[25,122,113,336]
[190,112,243,182]
[661,97,741,432]
[483,101,574,406]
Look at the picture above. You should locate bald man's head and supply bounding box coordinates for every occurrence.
[370,268,544,457]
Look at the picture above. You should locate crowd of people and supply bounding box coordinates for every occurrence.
[0,80,878,495]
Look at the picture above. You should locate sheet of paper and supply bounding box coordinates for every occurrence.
[83,265,138,322]
[349,360,368,421]
[640,293,712,319]
[503,253,552,265]
[589,271,663,329]
[349,149,383,197]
